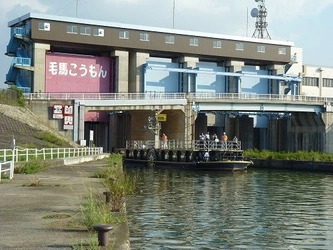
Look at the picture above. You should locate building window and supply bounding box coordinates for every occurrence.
[165,35,175,44]
[119,30,129,39]
[80,27,91,35]
[38,22,50,31]
[278,47,287,55]
[140,32,149,41]
[66,25,77,34]
[323,78,333,87]
[257,45,265,53]
[93,28,104,37]
[190,38,199,46]
[213,40,222,48]
[236,43,244,51]
[303,77,319,87]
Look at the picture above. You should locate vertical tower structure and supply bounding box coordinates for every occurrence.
[251,0,271,39]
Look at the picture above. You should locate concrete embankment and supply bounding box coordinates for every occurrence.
[0,157,130,250]
[251,158,333,172]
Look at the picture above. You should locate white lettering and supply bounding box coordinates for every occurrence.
[48,60,109,79]
[49,62,58,75]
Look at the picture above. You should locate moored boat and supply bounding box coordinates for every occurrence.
[122,140,253,171]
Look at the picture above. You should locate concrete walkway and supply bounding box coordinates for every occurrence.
[0,159,130,250]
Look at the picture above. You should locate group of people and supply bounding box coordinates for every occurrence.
[199,132,238,149]
[160,132,238,150]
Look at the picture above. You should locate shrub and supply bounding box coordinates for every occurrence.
[244,149,333,162]
[78,190,113,231]
[15,158,49,174]
[102,154,137,212]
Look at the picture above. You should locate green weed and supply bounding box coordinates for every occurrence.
[14,158,50,174]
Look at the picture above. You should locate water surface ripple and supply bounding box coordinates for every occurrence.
[125,168,333,249]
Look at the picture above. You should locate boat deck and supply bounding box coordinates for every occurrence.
[125,140,242,152]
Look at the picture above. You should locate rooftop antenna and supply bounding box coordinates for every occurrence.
[172,0,175,28]
[75,0,78,18]
[251,0,271,39]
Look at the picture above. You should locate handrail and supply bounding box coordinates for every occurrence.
[24,92,333,104]
[0,161,14,182]
[0,147,104,163]
[125,140,242,151]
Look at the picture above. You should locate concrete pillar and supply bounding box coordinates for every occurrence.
[195,113,207,139]
[73,101,79,143]
[226,117,253,150]
[179,56,199,93]
[225,60,244,93]
[129,52,149,93]
[185,104,196,143]
[268,64,285,95]
[78,104,85,142]
[111,50,129,93]
[109,112,132,151]
[33,43,50,92]
[321,112,333,153]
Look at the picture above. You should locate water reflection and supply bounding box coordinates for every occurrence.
[125,167,333,249]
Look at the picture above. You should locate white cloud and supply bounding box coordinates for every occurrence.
[265,0,333,22]
[175,0,230,15]
[0,0,48,14]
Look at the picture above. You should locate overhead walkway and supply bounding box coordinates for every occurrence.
[25,92,332,114]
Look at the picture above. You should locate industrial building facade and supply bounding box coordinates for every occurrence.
[5,13,333,152]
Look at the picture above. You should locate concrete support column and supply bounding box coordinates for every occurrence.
[185,103,196,143]
[179,56,199,93]
[268,64,285,95]
[111,50,129,93]
[322,112,333,153]
[129,52,149,93]
[78,104,85,142]
[226,117,253,150]
[195,113,208,139]
[33,43,50,92]
[225,61,244,93]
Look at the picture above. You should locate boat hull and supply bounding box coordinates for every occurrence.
[124,158,252,171]
[122,144,252,171]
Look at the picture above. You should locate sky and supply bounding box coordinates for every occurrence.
[1,0,333,89]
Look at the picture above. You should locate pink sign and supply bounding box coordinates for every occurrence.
[45,53,113,93]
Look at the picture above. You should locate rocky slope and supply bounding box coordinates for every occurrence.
[0,104,77,149]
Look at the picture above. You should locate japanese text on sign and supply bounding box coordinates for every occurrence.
[48,62,108,78]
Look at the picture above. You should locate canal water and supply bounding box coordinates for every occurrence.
[124,167,333,249]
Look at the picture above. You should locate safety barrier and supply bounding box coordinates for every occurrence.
[0,161,14,182]
[0,147,104,163]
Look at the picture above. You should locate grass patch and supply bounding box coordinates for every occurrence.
[78,189,126,231]
[245,148,333,161]
[34,131,68,147]
[72,233,102,250]
[101,154,138,212]
[15,158,50,174]
[43,213,71,219]
[0,172,10,180]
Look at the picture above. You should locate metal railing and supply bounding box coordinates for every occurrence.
[0,161,14,182]
[0,147,104,163]
[25,92,186,101]
[24,92,332,105]
[126,140,242,151]
[14,57,31,66]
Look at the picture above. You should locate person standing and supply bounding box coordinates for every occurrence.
[221,132,228,149]
[161,133,168,149]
